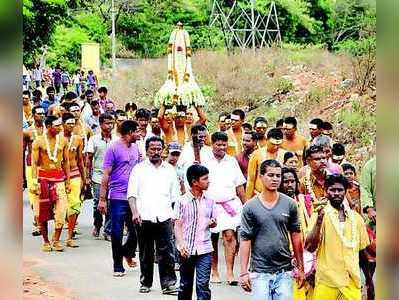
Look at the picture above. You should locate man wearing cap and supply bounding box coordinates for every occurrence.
[281,117,308,166]
[253,116,268,148]
[246,128,286,199]
[308,118,323,142]
[31,115,71,252]
[23,105,46,236]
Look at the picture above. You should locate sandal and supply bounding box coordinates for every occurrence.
[41,243,52,252]
[124,257,138,268]
[139,286,151,293]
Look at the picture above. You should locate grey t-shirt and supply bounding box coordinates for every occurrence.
[240,193,300,274]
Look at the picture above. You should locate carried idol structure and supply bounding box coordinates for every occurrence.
[154,22,205,108]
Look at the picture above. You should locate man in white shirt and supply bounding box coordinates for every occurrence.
[202,131,247,285]
[127,136,179,295]
[177,124,213,187]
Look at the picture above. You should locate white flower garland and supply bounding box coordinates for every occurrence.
[326,205,357,249]
[44,132,60,163]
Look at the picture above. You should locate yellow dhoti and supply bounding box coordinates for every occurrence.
[313,279,361,300]
[67,176,82,217]
[26,165,39,216]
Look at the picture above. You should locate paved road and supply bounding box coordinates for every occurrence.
[23,193,250,299]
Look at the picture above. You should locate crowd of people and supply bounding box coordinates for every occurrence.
[22,78,376,300]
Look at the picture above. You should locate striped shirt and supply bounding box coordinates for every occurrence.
[174,191,217,255]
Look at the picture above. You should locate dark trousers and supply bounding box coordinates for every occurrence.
[110,200,137,272]
[178,253,212,300]
[92,183,111,234]
[137,219,177,289]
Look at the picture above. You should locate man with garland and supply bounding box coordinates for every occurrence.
[31,115,71,252]
[62,113,86,248]
[23,105,46,236]
[305,174,369,300]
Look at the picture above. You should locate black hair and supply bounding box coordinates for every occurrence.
[176,105,187,112]
[65,91,78,101]
[99,112,114,124]
[325,174,349,191]
[62,112,75,123]
[45,115,58,127]
[242,122,253,131]
[283,151,299,164]
[119,120,138,136]
[231,109,245,120]
[191,124,206,136]
[259,159,282,176]
[23,90,31,97]
[284,116,297,128]
[332,143,345,156]
[342,163,357,175]
[267,128,283,140]
[310,118,324,129]
[32,89,42,98]
[254,116,267,127]
[46,86,55,94]
[211,131,228,143]
[244,131,258,141]
[90,100,99,107]
[305,145,325,160]
[276,118,284,128]
[135,108,151,120]
[322,121,333,131]
[219,112,230,120]
[125,102,137,111]
[98,86,108,94]
[85,89,94,97]
[115,109,126,117]
[186,164,210,187]
[32,105,44,115]
[279,167,300,195]
[151,108,159,117]
[145,135,164,151]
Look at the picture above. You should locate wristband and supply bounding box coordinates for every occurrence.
[239,272,249,277]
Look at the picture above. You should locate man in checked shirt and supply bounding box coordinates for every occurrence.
[174,164,217,300]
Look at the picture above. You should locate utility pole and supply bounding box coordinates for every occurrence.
[111,0,116,78]
[251,0,256,50]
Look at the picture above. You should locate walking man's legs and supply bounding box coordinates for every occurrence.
[195,253,212,300]
[110,200,128,273]
[137,221,155,289]
[222,229,237,283]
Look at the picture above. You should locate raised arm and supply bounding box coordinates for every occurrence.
[305,208,325,253]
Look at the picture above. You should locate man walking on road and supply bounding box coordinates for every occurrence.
[98,120,141,276]
[127,136,179,295]
[239,159,304,299]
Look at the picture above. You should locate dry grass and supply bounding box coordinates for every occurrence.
[103,47,374,167]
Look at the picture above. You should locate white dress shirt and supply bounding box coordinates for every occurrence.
[127,159,180,223]
[202,154,246,201]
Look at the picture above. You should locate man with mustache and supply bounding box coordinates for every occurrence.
[240,160,304,299]
[127,136,180,295]
[98,120,141,276]
[305,174,370,300]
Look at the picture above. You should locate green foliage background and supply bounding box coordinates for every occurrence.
[23,0,376,71]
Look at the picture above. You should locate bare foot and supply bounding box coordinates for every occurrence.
[210,272,222,283]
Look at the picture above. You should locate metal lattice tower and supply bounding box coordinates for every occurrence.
[210,0,281,50]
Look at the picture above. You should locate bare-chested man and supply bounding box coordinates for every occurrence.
[68,101,93,150]
[62,113,86,248]
[31,116,71,252]
[23,105,45,236]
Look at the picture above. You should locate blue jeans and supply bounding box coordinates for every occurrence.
[178,253,212,300]
[92,183,111,234]
[251,271,293,300]
[110,200,137,272]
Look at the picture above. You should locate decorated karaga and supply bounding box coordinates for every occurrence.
[154,22,205,109]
